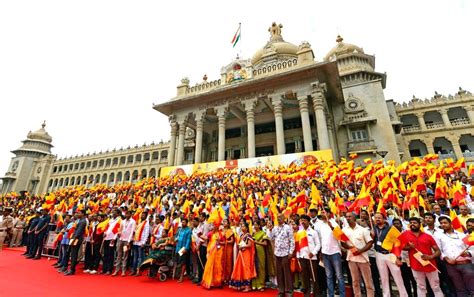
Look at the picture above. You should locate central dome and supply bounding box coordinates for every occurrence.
[251,22,298,66]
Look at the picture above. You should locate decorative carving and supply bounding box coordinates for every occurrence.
[268,22,283,41]
[298,41,311,51]
[343,94,365,114]
[180,77,190,85]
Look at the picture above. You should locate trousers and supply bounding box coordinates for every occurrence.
[275,255,293,295]
[375,253,408,297]
[348,261,375,297]
[299,258,322,297]
[411,269,443,297]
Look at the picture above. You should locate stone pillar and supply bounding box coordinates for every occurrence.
[311,91,330,150]
[439,108,452,128]
[215,106,228,161]
[176,119,187,165]
[194,111,205,164]
[465,106,474,124]
[416,112,427,130]
[271,96,286,155]
[168,118,178,166]
[243,99,257,158]
[327,116,338,159]
[448,136,464,160]
[298,95,314,152]
[425,138,435,155]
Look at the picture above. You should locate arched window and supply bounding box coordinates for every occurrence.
[116,172,123,182]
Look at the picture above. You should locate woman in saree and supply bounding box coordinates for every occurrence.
[222,219,235,284]
[201,224,225,289]
[251,220,270,291]
[139,230,173,271]
[229,222,256,292]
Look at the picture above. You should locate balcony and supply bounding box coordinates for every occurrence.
[450,117,471,127]
[438,153,455,160]
[426,122,445,129]
[463,151,474,159]
[339,112,377,126]
[347,139,377,153]
[403,125,421,133]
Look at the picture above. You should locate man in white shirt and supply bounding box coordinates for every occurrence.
[297,215,322,297]
[102,208,120,275]
[314,208,345,297]
[113,210,136,276]
[130,212,150,276]
[342,212,375,297]
[437,216,474,297]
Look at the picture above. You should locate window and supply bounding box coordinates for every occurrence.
[351,129,368,141]
[99,159,105,167]
[185,152,193,161]
[152,151,159,160]
[144,153,150,161]
[225,127,242,139]
[255,122,276,135]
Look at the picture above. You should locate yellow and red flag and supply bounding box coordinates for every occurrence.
[295,229,309,253]
[332,225,350,241]
[462,233,474,246]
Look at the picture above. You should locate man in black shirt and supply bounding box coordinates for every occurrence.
[65,210,87,276]
[23,210,40,256]
[28,208,50,259]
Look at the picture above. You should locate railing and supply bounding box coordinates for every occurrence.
[426,122,445,129]
[347,139,376,151]
[438,153,456,160]
[403,125,421,133]
[463,151,474,158]
[450,117,471,126]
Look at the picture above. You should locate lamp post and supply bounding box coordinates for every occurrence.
[376,150,388,166]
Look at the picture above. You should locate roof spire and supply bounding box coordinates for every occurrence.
[42,120,46,129]
[336,35,344,43]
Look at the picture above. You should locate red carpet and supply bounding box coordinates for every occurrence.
[0,248,278,297]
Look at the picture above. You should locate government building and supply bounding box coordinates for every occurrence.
[1,23,473,195]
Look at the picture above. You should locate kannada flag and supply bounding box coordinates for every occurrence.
[295,229,309,253]
[96,218,110,235]
[462,232,474,246]
[111,218,122,235]
[332,225,350,242]
[381,226,401,251]
[231,23,241,47]
[450,210,466,233]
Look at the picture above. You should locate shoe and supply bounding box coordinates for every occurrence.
[192,278,199,284]
[53,263,61,268]
[57,267,67,273]
[121,271,126,277]
[177,277,183,283]
[26,255,34,259]
[33,257,41,260]
[112,270,118,276]
[104,271,111,275]
[129,271,136,276]
[64,270,75,276]
[89,270,97,274]
[84,269,90,273]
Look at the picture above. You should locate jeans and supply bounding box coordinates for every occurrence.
[59,244,70,268]
[322,253,345,297]
[131,245,145,271]
[445,262,474,297]
[102,240,115,273]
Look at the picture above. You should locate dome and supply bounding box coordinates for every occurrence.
[27,121,53,143]
[324,35,364,61]
[251,22,299,65]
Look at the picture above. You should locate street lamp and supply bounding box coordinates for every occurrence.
[376,150,388,165]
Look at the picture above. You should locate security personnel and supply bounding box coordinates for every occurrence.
[24,210,40,256]
[0,208,14,249]
[28,208,51,259]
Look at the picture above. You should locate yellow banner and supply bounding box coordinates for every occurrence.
[160,149,333,178]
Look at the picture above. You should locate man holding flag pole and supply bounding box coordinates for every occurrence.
[297,214,322,297]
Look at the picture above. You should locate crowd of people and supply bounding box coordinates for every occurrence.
[0,154,474,297]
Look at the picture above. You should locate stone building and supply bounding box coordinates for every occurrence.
[1,23,473,195]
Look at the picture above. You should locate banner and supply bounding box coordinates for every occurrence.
[160,149,333,178]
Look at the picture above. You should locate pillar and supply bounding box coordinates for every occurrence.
[194,111,205,164]
[168,118,178,166]
[298,95,313,152]
[215,106,227,161]
[312,91,330,150]
[425,138,435,155]
[416,112,427,130]
[465,106,474,124]
[176,119,187,165]
[439,108,452,128]
[271,96,285,155]
[243,99,257,158]
[448,136,464,160]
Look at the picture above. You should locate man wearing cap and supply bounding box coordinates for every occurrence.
[0,208,14,249]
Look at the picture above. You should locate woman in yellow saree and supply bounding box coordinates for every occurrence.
[251,219,273,291]
[201,225,225,289]
[229,222,256,292]
[222,219,234,284]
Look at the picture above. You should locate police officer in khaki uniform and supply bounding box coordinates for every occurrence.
[0,208,14,249]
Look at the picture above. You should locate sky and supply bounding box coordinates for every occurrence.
[0,0,473,173]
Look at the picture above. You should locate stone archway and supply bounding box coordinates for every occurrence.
[408,139,428,157]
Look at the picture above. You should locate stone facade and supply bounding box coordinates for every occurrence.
[2,23,473,195]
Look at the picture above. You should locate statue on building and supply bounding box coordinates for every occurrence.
[268,22,283,41]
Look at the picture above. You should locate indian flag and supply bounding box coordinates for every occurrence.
[231,23,241,47]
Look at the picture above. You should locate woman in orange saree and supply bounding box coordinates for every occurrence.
[222,219,234,284]
[229,222,256,292]
[201,225,225,289]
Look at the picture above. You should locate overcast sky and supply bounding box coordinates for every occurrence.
[1,0,473,173]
